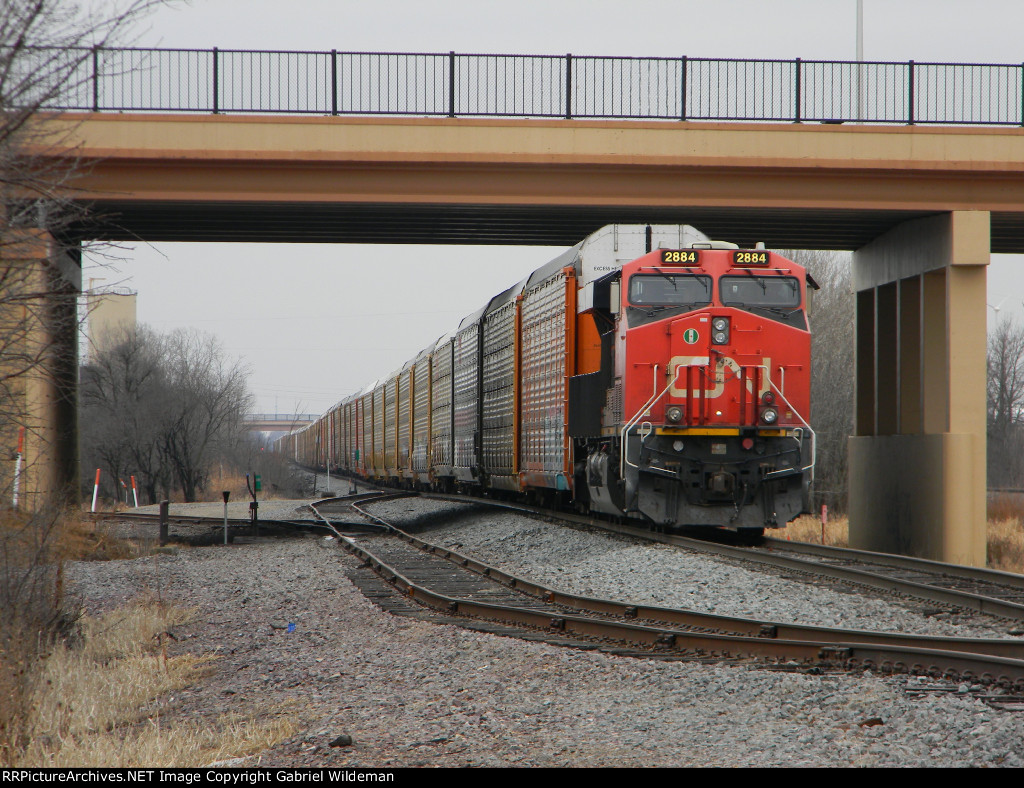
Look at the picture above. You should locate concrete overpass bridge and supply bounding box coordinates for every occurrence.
[244,414,319,433]
[9,48,1024,565]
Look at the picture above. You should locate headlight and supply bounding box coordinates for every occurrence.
[760,407,778,425]
[666,405,684,423]
[711,317,729,345]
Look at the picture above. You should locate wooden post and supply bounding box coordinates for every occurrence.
[159,500,169,546]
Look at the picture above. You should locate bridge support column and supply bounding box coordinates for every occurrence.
[848,212,988,566]
[0,230,81,512]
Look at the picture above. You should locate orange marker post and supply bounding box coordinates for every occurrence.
[91,468,101,513]
[820,504,828,545]
[130,475,139,508]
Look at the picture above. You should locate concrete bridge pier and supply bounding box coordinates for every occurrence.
[0,230,81,512]
[848,211,988,566]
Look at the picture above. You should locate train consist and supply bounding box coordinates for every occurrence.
[278,224,815,533]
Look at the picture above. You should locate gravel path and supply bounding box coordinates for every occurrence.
[66,511,1024,767]
[362,498,1023,641]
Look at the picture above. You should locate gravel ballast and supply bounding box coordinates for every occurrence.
[66,502,1024,767]
[363,498,1023,641]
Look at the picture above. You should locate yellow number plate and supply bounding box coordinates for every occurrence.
[732,250,770,265]
[660,250,701,265]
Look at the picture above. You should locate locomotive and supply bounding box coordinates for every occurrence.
[277,224,815,533]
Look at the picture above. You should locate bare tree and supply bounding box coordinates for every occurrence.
[81,326,253,504]
[160,329,252,502]
[781,249,855,511]
[79,323,172,503]
[1,0,172,510]
[987,317,1024,489]
[0,2,171,761]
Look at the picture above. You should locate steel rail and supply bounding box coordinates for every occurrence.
[89,510,315,529]
[333,501,1024,685]
[86,489,403,530]
[347,502,1024,660]
[413,492,1024,621]
[760,535,1024,591]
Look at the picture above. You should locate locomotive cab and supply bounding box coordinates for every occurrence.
[576,241,814,532]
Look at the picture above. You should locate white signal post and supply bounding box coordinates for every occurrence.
[131,475,139,508]
[12,427,24,509]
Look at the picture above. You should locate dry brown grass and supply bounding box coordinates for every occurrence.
[786,503,1024,575]
[13,601,298,767]
[1,507,76,761]
[91,469,292,510]
[785,513,850,547]
[1,506,296,767]
[988,493,1024,523]
[987,518,1024,573]
[985,494,1024,573]
[1,509,146,564]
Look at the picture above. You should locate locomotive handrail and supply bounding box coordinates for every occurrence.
[757,364,816,477]
[620,364,684,478]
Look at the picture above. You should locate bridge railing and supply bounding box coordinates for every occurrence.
[245,413,319,423]
[16,46,1024,125]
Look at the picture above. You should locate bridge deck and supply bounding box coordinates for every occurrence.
[38,113,1024,251]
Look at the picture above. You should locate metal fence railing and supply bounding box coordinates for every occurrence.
[16,46,1024,125]
[245,413,319,422]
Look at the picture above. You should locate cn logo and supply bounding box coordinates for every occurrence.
[668,356,772,400]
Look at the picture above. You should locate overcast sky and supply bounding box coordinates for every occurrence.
[81,0,1024,415]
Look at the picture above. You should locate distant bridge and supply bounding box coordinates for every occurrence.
[244,413,318,432]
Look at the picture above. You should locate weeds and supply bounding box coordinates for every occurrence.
[0,506,76,763]
[786,513,850,547]
[789,502,1024,575]
[1,507,294,767]
[985,494,1024,572]
[12,602,298,767]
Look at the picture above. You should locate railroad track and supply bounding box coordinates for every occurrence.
[86,489,405,536]
[314,498,1024,689]
[410,492,1024,624]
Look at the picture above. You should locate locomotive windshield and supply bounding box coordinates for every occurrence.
[628,274,712,307]
[720,276,801,308]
